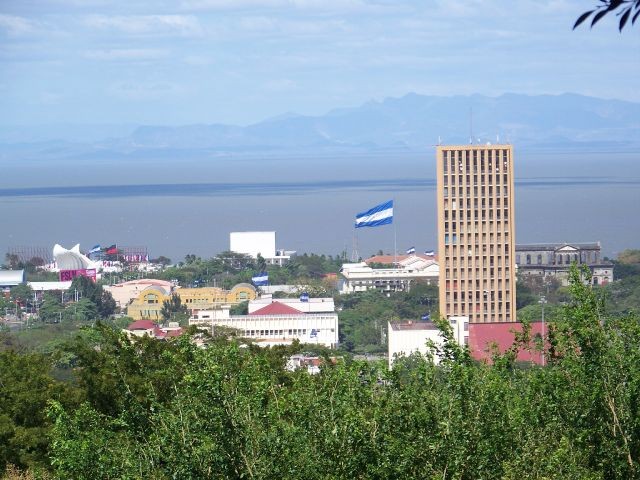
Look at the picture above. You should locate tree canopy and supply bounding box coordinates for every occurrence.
[574,0,640,31]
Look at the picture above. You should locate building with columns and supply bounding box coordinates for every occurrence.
[515,242,614,285]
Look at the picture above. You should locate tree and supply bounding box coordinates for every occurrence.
[161,294,188,323]
[151,255,172,266]
[574,0,640,31]
[38,294,64,324]
[68,276,115,319]
[4,253,20,269]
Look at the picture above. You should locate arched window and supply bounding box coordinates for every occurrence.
[145,294,158,304]
[526,254,531,265]
[537,254,542,265]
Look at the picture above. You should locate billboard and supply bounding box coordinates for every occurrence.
[59,269,97,282]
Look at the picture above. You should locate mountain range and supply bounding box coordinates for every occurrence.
[1,92,639,161]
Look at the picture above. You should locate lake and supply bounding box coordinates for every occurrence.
[0,150,638,261]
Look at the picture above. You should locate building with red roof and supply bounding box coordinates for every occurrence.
[190,299,338,348]
[468,321,546,365]
[125,319,184,341]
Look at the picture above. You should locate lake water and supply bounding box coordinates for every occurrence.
[0,150,638,261]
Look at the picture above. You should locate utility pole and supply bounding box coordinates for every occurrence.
[539,295,547,367]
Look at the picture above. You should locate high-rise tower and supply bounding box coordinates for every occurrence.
[436,145,516,323]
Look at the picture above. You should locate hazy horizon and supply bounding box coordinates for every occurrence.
[1,1,639,127]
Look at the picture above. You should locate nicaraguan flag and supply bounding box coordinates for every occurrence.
[406,246,416,254]
[424,250,435,256]
[355,200,393,228]
[89,245,101,254]
[251,272,269,286]
[300,292,309,302]
[421,313,431,321]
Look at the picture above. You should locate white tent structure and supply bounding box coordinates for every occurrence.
[53,244,101,271]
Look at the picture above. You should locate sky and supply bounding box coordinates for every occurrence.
[1,0,639,127]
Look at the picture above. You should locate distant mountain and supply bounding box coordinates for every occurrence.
[1,93,639,160]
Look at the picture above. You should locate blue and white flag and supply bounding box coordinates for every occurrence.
[424,250,435,256]
[89,245,101,254]
[355,200,393,228]
[421,313,431,321]
[300,292,309,302]
[406,246,416,255]
[251,272,269,286]
[310,328,318,338]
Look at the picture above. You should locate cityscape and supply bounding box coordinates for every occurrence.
[1,1,639,478]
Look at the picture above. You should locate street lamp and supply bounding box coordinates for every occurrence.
[539,295,547,366]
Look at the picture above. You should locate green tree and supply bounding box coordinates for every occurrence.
[38,293,64,324]
[160,293,188,323]
[0,350,80,472]
[68,276,115,319]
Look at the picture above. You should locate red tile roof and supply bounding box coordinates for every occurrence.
[165,329,183,337]
[469,322,545,365]
[249,301,302,316]
[127,320,156,331]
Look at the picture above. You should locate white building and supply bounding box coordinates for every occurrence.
[28,281,73,292]
[0,270,25,292]
[340,255,439,294]
[248,297,335,314]
[230,231,296,266]
[190,300,339,348]
[388,316,468,368]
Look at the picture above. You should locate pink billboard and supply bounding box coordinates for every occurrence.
[59,269,97,282]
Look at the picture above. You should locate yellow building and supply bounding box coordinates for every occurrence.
[127,283,257,320]
[177,283,257,313]
[126,285,172,321]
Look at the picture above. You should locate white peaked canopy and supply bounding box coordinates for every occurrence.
[53,244,101,271]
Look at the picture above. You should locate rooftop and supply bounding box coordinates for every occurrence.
[516,242,600,251]
[389,321,439,331]
[249,301,303,316]
[365,253,436,265]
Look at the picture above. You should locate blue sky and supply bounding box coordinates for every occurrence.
[1,0,638,126]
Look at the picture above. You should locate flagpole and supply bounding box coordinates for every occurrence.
[393,197,397,266]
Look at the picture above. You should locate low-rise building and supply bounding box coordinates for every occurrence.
[105,279,174,309]
[515,242,613,285]
[178,284,256,313]
[340,254,439,294]
[0,270,25,294]
[190,299,339,348]
[248,296,335,314]
[126,283,257,320]
[126,285,172,321]
[124,319,183,340]
[388,316,468,368]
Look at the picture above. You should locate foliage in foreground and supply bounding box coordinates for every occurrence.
[1,267,639,479]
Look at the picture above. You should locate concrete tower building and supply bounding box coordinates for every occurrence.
[436,145,517,323]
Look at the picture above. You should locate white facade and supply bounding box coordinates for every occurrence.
[248,297,335,314]
[388,316,468,368]
[230,231,276,258]
[340,258,439,294]
[229,231,295,266]
[28,281,73,292]
[190,307,339,348]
